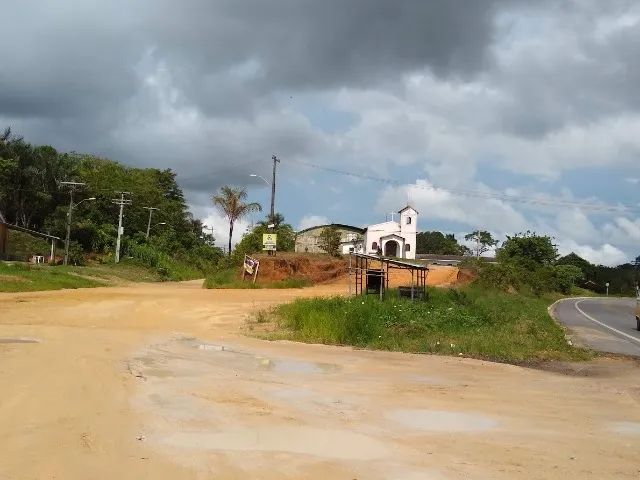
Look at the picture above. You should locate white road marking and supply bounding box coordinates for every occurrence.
[574,300,640,345]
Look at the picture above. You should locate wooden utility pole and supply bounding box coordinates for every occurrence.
[270,155,280,222]
[61,181,86,266]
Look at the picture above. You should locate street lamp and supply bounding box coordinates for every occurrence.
[64,197,96,265]
[147,222,167,237]
[250,174,271,186]
[250,173,276,223]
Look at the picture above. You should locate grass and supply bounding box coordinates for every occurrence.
[0,262,101,292]
[203,268,311,289]
[265,286,592,364]
[0,259,173,292]
[58,260,164,283]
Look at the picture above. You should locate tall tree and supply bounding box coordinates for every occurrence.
[465,230,498,258]
[497,231,557,267]
[416,231,468,255]
[318,225,342,257]
[259,212,286,229]
[212,186,261,255]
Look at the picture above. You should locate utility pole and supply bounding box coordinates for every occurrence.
[112,192,132,263]
[270,154,280,223]
[61,181,86,266]
[143,207,159,239]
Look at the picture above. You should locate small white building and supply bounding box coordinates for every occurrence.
[364,206,418,260]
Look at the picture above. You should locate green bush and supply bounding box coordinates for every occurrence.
[553,264,584,294]
[126,242,201,281]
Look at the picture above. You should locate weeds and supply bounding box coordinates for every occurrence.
[270,285,591,364]
[0,262,101,292]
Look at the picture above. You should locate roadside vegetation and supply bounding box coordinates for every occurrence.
[203,268,310,289]
[0,260,181,292]
[268,286,590,363]
[262,232,607,364]
[0,262,101,292]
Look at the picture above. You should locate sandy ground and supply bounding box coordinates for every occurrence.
[1,280,639,480]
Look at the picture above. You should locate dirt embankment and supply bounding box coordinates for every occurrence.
[253,254,348,284]
[252,254,473,288]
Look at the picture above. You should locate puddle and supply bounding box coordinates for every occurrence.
[609,421,640,435]
[266,358,338,375]
[158,425,388,460]
[270,386,360,415]
[387,409,498,433]
[0,337,40,344]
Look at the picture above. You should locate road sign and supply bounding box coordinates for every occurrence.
[262,233,277,247]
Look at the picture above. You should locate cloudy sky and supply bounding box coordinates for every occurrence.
[2,0,639,264]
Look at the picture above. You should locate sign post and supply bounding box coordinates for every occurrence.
[243,255,260,284]
[262,233,277,254]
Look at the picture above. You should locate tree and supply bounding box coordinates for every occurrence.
[556,253,595,279]
[465,230,498,258]
[212,186,261,256]
[259,212,286,229]
[318,225,342,257]
[232,213,296,263]
[497,231,557,268]
[554,264,584,294]
[416,231,468,255]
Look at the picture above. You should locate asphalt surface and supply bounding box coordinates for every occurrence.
[553,297,640,357]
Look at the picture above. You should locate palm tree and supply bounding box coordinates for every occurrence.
[212,186,261,255]
[257,212,287,229]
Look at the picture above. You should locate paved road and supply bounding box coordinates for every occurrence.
[553,297,640,357]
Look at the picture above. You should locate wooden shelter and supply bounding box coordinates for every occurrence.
[350,253,428,300]
[0,217,61,263]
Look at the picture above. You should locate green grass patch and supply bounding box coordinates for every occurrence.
[203,269,311,289]
[126,243,202,281]
[268,286,591,364]
[58,260,164,283]
[0,262,101,292]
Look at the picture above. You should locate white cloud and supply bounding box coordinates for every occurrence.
[375,179,528,236]
[557,241,628,267]
[298,215,329,231]
[201,210,250,250]
[555,209,599,244]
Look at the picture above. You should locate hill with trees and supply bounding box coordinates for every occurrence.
[0,128,222,277]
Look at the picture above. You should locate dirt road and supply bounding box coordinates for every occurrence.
[1,281,639,479]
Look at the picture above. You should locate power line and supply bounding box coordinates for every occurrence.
[286,158,638,214]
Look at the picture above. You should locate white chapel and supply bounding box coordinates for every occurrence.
[363,205,418,259]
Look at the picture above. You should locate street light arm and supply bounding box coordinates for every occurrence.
[250,174,271,186]
[73,197,96,208]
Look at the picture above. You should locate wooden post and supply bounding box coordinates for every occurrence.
[242,254,247,281]
[253,261,259,284]
[0,223,7,257]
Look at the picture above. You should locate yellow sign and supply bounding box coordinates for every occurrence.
[262,233,277,247]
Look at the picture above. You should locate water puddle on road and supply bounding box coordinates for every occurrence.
[263,358,339,375]
[0,337,40,344]
[387,409,499,433]
[190,339,339,376]
[609,421,640,435]
[159,425,388,460]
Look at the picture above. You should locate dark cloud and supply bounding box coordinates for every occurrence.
[491,0,640,137]
[1,0,505,122]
